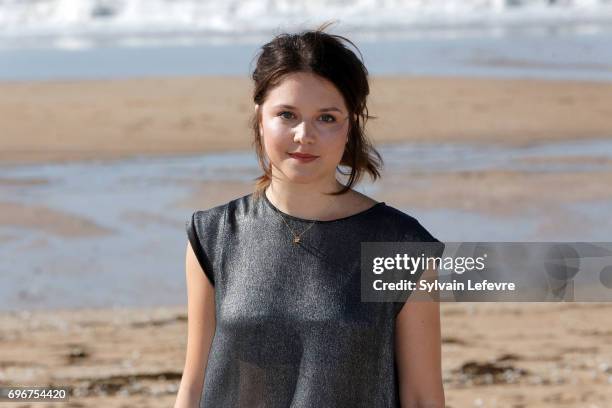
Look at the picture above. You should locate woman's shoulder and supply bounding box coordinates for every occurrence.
[374,202,441,243]
[190,192,256,222]
[341,189,440,242]
[192,193,252,213]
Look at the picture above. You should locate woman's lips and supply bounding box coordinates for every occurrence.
[288,153,318,162]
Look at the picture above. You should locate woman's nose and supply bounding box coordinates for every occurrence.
[293,120,316,144]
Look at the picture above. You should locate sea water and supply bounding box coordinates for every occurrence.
[1,140,612,310]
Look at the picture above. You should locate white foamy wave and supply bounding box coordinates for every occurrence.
[2,0,612,50]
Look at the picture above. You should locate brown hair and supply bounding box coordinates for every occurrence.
[249,21,383,199]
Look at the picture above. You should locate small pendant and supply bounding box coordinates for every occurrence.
[293,236,301,244]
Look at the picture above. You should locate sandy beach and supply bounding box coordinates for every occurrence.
[2,76,612,165]
[1,303,611,407]
[2,76,612,407]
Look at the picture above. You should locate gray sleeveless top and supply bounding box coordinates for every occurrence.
[186,192,442,407]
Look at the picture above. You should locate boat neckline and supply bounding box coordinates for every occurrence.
[259,191,386,224]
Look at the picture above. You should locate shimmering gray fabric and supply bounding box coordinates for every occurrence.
[186,192,442,408]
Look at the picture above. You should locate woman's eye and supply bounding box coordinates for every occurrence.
[279,111,295,120]
[320,114,336,123]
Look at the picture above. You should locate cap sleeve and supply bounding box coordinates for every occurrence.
[394,221,445,316]
[186,207,226,286]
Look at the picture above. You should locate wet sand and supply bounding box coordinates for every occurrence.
[376,169,612,216]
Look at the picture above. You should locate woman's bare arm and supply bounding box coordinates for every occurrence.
[173,241,216,408]
[395,267,445,408]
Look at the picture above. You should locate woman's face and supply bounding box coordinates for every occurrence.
[257,71,350,186]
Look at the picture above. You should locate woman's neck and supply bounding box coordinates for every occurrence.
[265,179,348,221]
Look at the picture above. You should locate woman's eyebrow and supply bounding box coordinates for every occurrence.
[273,104,343,113]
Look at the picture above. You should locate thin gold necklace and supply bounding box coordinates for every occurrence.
[278,214,317,245]
[266,191,337,245]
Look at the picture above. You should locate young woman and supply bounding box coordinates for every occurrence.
[174,23,445,408]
